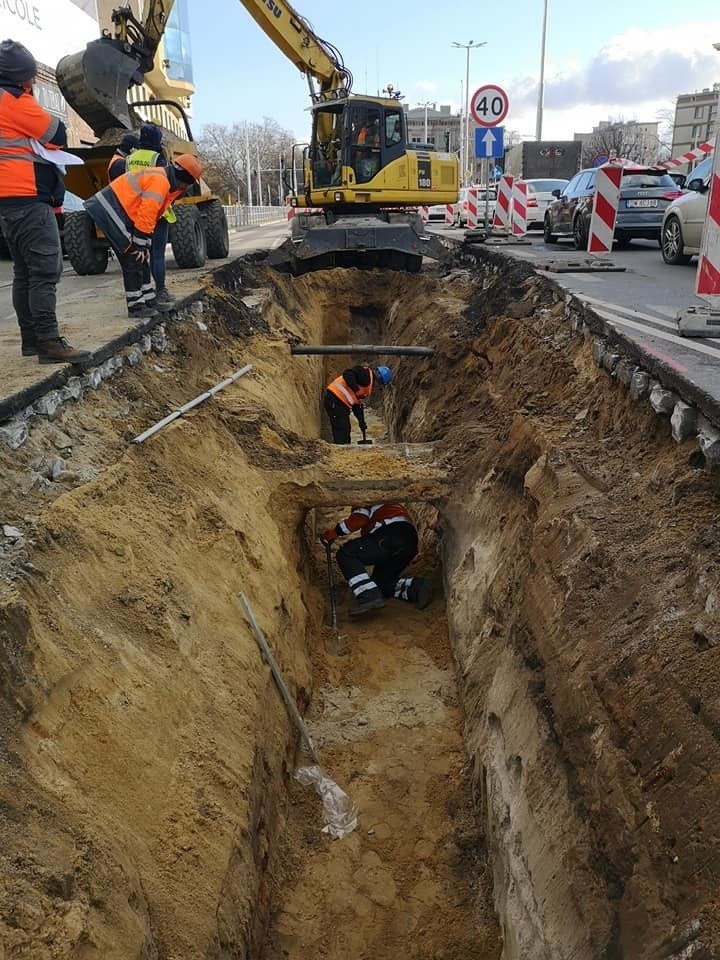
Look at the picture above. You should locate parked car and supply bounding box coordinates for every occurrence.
[454,186,497,227]
[660,155,714,264]
[426,202,450,223]
[524,178,569,229]
[542,165,683,249]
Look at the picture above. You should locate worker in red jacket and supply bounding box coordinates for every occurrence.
[324,363,393,443]
[321,503,433,617]
[0,39,89,364]
[84,154,202,318]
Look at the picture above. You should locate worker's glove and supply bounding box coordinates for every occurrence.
[319,528,338,546]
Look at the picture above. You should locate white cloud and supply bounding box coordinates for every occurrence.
[415,80,439,94]
[504,21,720,139]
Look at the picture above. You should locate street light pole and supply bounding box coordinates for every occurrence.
[420,100,435,142]
[535,0,549,141]
[452,40,487,186]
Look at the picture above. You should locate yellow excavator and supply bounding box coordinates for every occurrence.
[56,0,459,273]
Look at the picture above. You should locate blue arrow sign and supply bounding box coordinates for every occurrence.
[475,125,504,159]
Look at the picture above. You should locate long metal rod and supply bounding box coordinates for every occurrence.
[238,592,320,764]
[131,364,253,444]
[535,0,549,141]
[291,345,434,357]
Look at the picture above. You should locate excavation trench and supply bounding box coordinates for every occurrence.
[1,254,720,959]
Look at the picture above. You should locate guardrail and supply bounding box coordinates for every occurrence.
[222,205,285,228]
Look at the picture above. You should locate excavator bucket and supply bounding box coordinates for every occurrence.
[56,38,144,136]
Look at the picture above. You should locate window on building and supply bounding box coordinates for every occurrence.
[694,105,704,119]
[163,0,194,84]
[692,125,703,139]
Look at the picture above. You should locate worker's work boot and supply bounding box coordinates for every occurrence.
[410,577,434,610]
[348,586,386,618]
[128,304,159,320]
[37,337,91,366]
[155,288,176,308]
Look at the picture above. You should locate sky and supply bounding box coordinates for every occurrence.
[187,0,720,148]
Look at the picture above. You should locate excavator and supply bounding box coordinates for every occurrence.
[56,0,459,274]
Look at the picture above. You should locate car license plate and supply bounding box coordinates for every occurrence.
[627,198,658,208]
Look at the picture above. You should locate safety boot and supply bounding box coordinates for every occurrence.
[37,337,91,366]
[154,288,176,308]
[128,304,159,320]
[409,577,433,610]
[348,587,386,618]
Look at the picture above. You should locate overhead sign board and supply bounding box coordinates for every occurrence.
[470,84,509,128]
[475,125,504,159]
[0,0,99,73]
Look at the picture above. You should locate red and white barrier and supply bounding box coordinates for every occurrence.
[511,181,528,237]
[660,142,714,170]
[445,203,455,226]
[420,205,430,223]
[696,133,720,300]
[466,188,478,229]
[587,165,623,254]
[492,175,514,230]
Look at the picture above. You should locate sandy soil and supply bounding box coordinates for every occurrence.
[2,251,720,959]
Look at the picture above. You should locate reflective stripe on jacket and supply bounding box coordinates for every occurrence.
[0,87,64,202]
[327,368,374,408]
[335,503,414,538]
[107,167,172,244]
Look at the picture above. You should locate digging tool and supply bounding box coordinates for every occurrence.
[357,425,373,446]
[324,542,349,656]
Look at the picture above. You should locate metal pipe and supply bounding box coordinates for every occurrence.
[290,345,434,357]
[536,0,549,141]
[239,592,320,764]
[131,363,253,444]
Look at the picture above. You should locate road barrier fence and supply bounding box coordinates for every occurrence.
[223,205,285,228]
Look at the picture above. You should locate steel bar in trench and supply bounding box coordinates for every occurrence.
[290,344,434,357]
[131,364,253,444]
[238,592,320,764]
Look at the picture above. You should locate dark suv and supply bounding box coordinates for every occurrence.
[543,166,683,249]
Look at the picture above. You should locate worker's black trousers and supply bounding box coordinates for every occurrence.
[323,390,352,444]
[337,523,418,597]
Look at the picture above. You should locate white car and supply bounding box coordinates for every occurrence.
[660,155,713,264]
[426,202,451,223]
[524,178,569,229]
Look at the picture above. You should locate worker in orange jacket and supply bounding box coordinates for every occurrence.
[321,503,433,617]
[324,363,393,443]
[84,154,202,318]
[0,39,89,365]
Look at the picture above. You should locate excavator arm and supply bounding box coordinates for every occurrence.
[57,0,351,138]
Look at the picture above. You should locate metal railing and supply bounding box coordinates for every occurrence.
[222,205,286,228]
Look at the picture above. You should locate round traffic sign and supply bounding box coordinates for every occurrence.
[470,84,509,127]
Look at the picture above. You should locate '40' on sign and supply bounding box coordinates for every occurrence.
[470,84,509,127]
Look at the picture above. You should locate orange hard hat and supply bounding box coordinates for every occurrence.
[173,154,203,183]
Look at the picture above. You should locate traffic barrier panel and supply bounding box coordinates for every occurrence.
[660,142,714,170]
[696,133,720,302]
[588,165,623,254]
[512,181,528,237]
[420,205,430,223]
[445,203,454,226]
[492,175,513,230]
[466,189,478,229]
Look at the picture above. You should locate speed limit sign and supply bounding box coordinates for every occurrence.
[470,84,509,127]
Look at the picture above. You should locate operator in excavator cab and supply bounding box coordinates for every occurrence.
[83,154,203,319]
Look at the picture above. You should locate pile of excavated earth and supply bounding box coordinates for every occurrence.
[1,248,719,960]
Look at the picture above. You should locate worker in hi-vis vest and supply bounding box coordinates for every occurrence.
[323,363,393,444]
[320,503,433,617]
[125,123,178,308]
[84,154,202,319]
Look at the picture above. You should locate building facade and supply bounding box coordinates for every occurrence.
[573,120,661,166]
[671,85,720,169]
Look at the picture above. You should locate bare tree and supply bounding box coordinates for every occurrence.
[198,117,297,204]
[581,120,648,167]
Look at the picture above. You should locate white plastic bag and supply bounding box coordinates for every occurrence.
[295,765,358,839]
